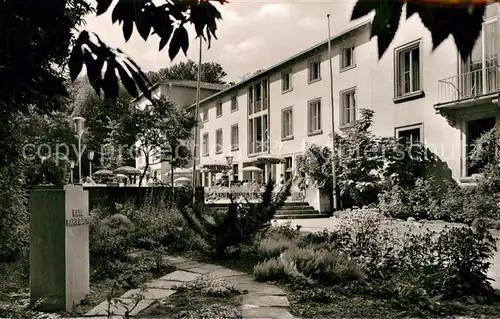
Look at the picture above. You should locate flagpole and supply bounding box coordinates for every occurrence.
[327,14,338,211]
[191,36,202,199]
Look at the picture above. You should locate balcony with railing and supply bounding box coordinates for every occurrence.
[437,64,500,106]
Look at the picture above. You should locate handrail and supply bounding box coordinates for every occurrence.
[438,64,500,104]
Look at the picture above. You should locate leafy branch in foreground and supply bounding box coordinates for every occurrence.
[69,0,226,102]
[352,0,486,59]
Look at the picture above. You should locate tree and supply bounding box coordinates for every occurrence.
[101,118,126,170]
[147,60,228,84]
[125,98,197,186]
[71,79,137,172]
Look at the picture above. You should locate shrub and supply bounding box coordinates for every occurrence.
[296,109,439,209]
[266,221,301,240]
[254,245,366,287]
[257,236,295,259]
[178,179,291,258]
[173,276,244,297]
[257,214,498,306]
[321,215,498,304]
[120,201,197,253]
[0,166,28,263]
[89,208,135,260]
[253,257,286,282]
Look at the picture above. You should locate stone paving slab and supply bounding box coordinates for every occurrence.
[163,256,189,265]
[159,270,201,282]
[241,306,295,319]
[243,294,290,307]
[121,288,175,300]
[145,279,183,290]
[184,262,223,272]
[84,298,155,317]
[207,267,247,278]
[172,260,203,270]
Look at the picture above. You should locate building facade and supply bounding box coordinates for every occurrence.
[189,3,500,186]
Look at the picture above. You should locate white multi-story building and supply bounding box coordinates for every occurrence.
[187,3,500,187]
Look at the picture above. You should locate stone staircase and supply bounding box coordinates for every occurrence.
[204,201,329,219]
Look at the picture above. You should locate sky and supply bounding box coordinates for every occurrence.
[83,0,363,83]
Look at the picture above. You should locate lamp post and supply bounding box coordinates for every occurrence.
[69,160,75,184]
[73,117,85,184]
[225,155,234,188]
[87,150,95,178]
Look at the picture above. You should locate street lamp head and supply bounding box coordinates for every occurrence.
[73,117,85,137]
[225,155,234,166]
[87,150,95,161]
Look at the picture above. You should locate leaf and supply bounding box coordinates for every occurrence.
[104,61,119,101]
[351,0,379,20]
[169,27,186,60]
[96,0,113,15]
[136,9,153,41]
[123,21,134,42]
[451,6,485,60]
[159,36,170,51]
[116,63,139,98]
[68,32,86,81]
[370,0,403,58]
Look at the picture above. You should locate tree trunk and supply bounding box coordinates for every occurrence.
[170,164,174,206]
[139,157,149,187]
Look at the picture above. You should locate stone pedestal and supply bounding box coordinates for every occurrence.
[305,187,332,214]
[30,185,90,312]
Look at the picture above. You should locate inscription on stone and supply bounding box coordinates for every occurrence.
[65,208,90,227]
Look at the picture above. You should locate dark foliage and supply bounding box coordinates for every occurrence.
[352,0,486,59]
[69,0,226,101]
[178,179,291,258]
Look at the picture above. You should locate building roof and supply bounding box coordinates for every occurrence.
[132,80,229,103]
[186,19,371,111]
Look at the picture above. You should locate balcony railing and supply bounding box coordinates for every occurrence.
[438,65,500,105]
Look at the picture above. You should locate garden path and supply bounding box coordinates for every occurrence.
[82,256,296,318]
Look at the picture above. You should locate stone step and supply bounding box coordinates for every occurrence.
[276,209,318,215]
[278,206,316,211]
[273,213,329,220]
[205,202,311,209]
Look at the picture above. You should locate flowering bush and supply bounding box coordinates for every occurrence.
[254,213,498,306]
[296,109,439,208]
[173,276,243,297]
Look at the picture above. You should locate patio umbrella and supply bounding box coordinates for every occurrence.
[256,154,285,164]
[174,177,190,185]
[256,155,284,183]
[116,174,128,179]
[114,166,142,175]
[202,163,231,172]
[93,169,114,176]
[242,166,263,172]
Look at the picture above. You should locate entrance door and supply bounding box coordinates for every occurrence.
[466,117,496,176]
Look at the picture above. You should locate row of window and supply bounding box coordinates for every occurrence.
[200,120,422,158]
[202,124,240,156]
[202,46,356,123]
[202,39,423,123]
